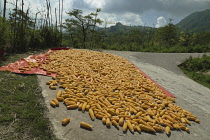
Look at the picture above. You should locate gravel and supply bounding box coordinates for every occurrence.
[38,50,210,140]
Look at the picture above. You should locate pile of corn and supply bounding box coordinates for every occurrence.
[42,49,199,134]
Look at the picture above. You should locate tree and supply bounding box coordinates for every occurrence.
[64,9,103,48]
[153,23,177,47]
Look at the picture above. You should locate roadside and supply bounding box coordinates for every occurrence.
[178,54,210,89]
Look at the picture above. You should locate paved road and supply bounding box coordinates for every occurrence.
[102,51,210,76]
[38,50,210,140]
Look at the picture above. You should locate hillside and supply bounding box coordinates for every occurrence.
[176,9,210,32]
[106,22,153,33]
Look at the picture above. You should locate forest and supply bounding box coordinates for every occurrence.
[1,2,210,54]
[0,0,62,54]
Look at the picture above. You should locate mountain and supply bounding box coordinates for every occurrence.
[107,22,153,33]
[176,9,210,32]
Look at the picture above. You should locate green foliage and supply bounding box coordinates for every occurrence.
[0,17,10,51]
[153,24,177,47]
[179,54,210,72]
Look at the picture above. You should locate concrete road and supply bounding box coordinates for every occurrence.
[38,50,210,140]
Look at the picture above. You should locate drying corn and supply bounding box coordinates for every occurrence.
[80,122,93,130]
[43,49,199,135]
[62,118,70,126]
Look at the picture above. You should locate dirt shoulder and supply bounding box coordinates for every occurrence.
[38,50,210,140]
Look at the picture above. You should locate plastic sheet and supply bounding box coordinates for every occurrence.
[0,48,69,76]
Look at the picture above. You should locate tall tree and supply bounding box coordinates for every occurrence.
[65,9,102,48]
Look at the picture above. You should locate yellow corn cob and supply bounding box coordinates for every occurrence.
[107,109,116,116]
[56,90,63,98]
[165,126,170,135]
[106,118,111,127]
[80,122,93,130]
[185,127,190,133]
[49,86,56,90]
[153,125,164,132]
[50,101,56,107]
[126,120,134,133]
[62,118,70,126]
[195,119,200,123]
[95,114,104,119]
[112,120,119,129]
[102,117,106,124]
[56,97,64,102]
[139,124,156,132]
[135,125,141,133]
[122,122,128,132]
[52,99,59,107]
[65,101,77,106]
[78,103,83,110]
[67,104,78,109]
[82,102,87,112]
[89,108,95,121]
[119,117,124,126]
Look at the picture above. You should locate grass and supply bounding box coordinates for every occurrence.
[0,51,57,140]
[179,68,210,89]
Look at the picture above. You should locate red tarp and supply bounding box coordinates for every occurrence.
[0,48,70,76]
[0,48,175,98]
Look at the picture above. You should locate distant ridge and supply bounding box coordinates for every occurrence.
[176,9,210,32]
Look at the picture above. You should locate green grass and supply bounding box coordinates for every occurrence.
[0,52,56,139]
[179,68,210,89]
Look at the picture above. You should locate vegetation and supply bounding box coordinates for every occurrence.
[179,54,210,89]
[0,0,62,54]
[63,8,103,49]
[0,52,56,139]
[1,5,210,54]
[176,9,210,32]
[63,20,210,52]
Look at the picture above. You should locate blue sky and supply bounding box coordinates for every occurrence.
[1,0,210,28]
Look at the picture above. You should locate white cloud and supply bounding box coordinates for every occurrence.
[84,0,106,8]
[119,13,143,26]
[155,16,167,28]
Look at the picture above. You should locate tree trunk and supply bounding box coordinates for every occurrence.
[55,8,57,28]
[21,0,24,52]
[3,0,6,21]
[60,0,63,46]
[13,0,18,47]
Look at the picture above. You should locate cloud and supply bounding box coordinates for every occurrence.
[102,0,210,17]
[84,0,106,8]
[119,13,143,26]
[4,0,210,27]
[155,16,167,28]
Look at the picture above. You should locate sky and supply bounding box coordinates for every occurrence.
[1,0,210,28]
